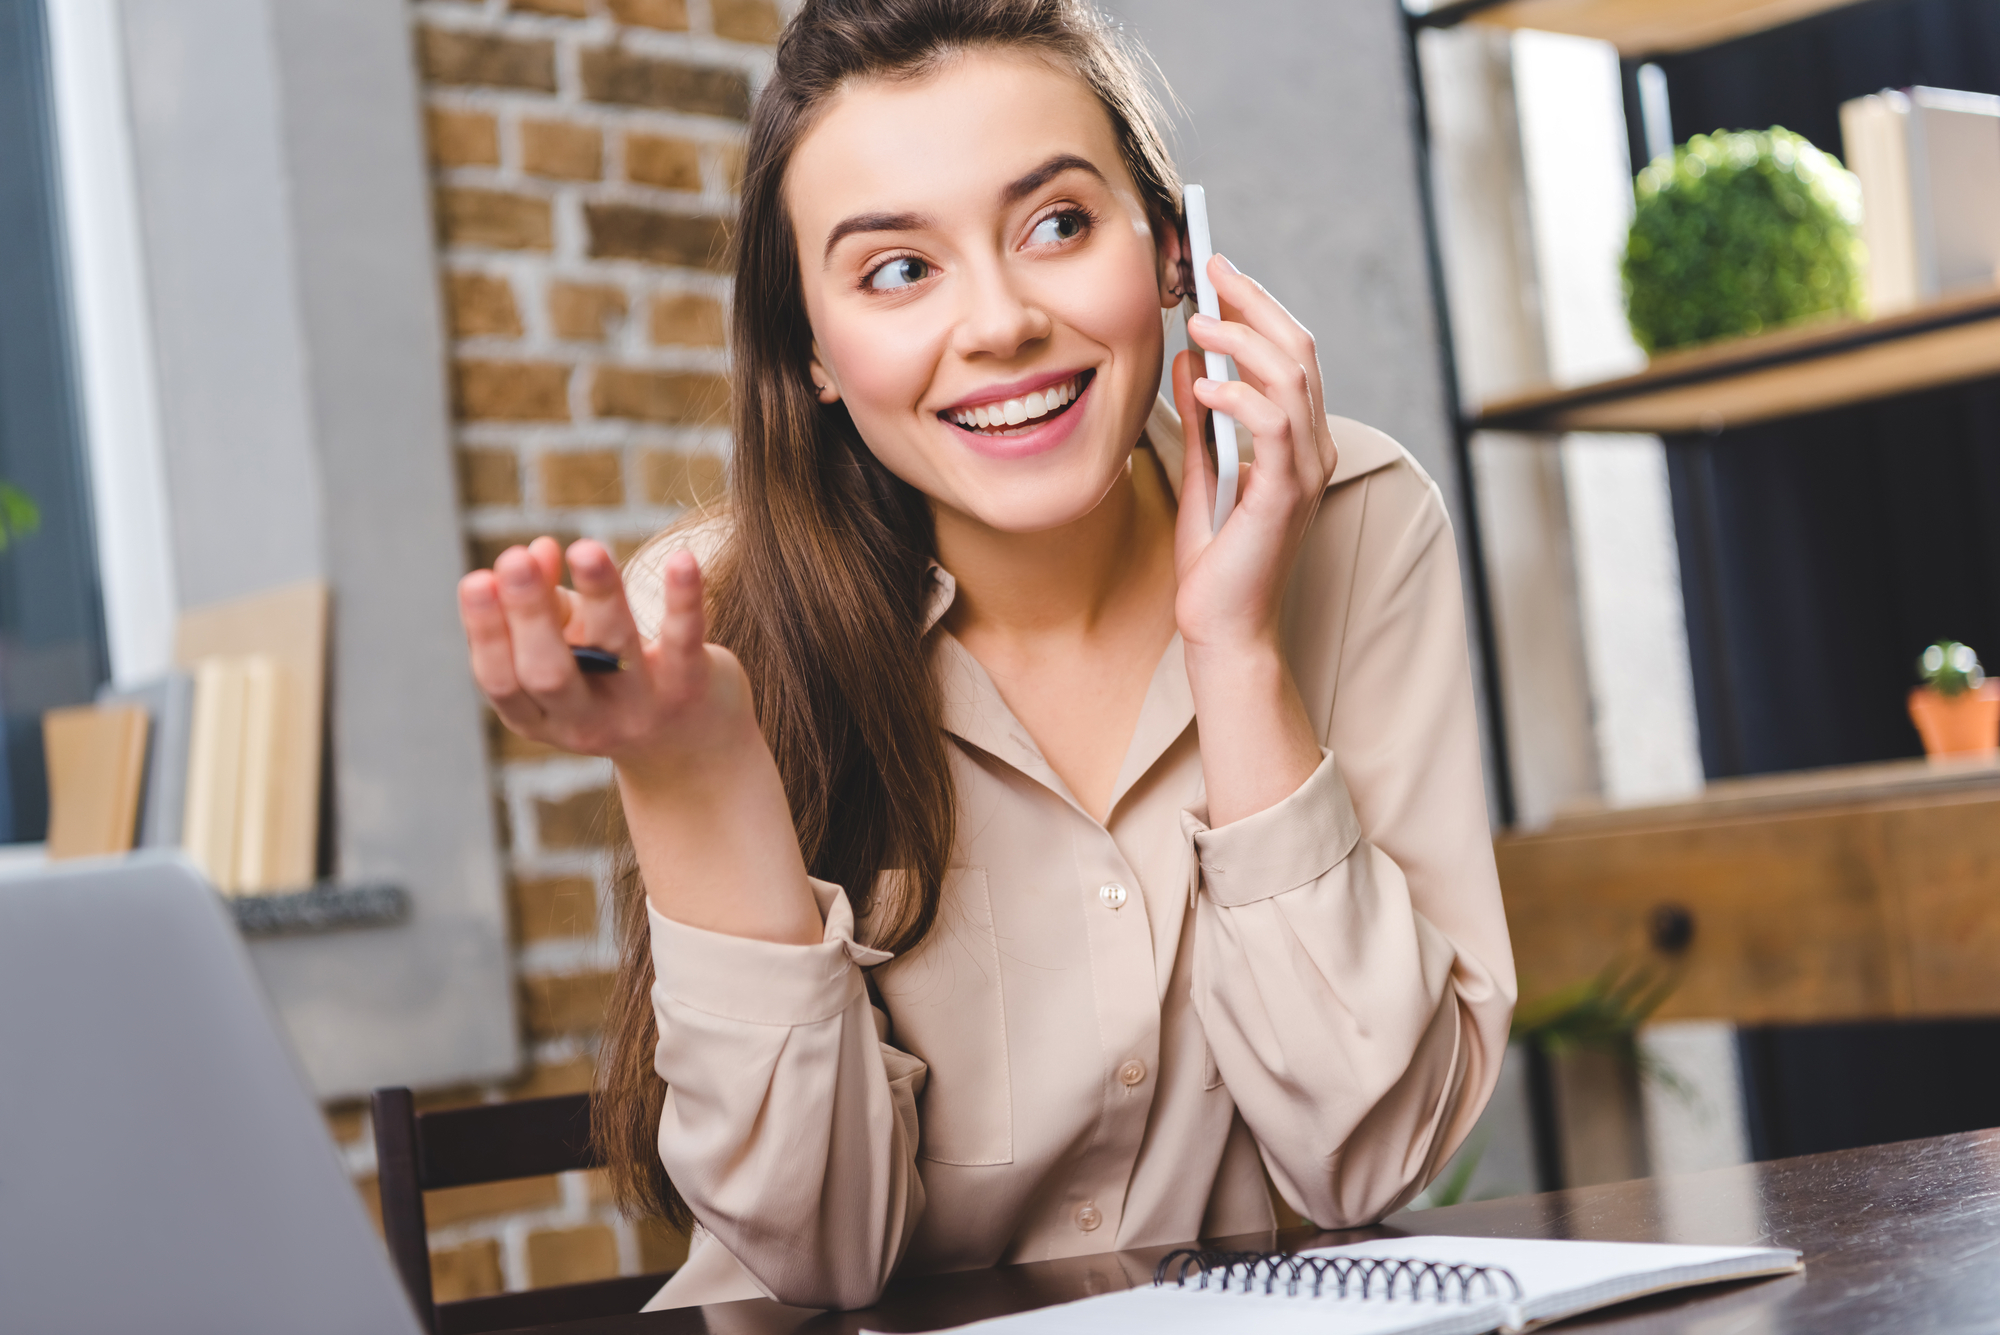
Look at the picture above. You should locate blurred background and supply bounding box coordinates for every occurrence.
[2,0,1997,1308]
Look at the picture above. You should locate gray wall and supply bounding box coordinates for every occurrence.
[1108,0,1499,816]
[117,0,517,1096]
[1107,0,1461,498]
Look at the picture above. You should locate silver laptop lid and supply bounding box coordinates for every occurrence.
[0,853,422,1334]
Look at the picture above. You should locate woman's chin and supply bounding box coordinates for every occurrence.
[943,466,1128,536]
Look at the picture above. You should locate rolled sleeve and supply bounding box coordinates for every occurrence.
[645,877,922,1309]
[648,877,892,1026]
[1180,749,1362,906]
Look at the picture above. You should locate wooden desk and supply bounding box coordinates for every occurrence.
[517,1128,2000,1333]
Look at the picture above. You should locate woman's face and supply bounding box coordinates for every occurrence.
[787,49,1178,534]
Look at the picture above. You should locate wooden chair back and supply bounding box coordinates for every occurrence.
[371,1087,674,1334]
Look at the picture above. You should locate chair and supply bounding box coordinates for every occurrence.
[371,1087,676,1335]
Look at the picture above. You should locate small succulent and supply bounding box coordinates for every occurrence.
[1919,641,1986,698]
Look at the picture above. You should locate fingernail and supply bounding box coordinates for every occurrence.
[1188,313,1212,328]
[1213,253,1238,275]
[1194,377,1213,392]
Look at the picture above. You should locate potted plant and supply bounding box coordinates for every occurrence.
[1622,127,1865,355]
[1909,641,1999,756]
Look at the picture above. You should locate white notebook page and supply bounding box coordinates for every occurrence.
[883,1235,1803,1335]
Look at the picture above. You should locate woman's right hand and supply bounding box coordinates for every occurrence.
[457,536,757,793]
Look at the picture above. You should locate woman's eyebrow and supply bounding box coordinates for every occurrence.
[819,156,1106,266]
[823,211,933,265]
[1000,153,1104,205]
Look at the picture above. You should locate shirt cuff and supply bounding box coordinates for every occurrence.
[647,877,893,1026]
[1180,748,1362,907]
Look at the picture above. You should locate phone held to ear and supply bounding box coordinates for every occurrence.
[1182,184,1238,534]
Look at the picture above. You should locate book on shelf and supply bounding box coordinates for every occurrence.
[42,703,151,860]
[97,671,195,851]
[183,654,295,896]
[1841,86,2000,315]
[175,581,328,895]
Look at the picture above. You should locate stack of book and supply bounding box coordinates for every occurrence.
[41,581,327,895]
[1841,86,2000,314]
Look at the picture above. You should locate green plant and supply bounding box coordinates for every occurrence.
[0,481,38,551]
[1622,127,1864,354]
[1411,1130,1489,1209]
[1919,641,1986,697]
[1511,955,1678,1056]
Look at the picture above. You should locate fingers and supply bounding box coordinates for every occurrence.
[459,570,542,732]
[1186,311,1314,428]
[495,544,586,706]
[1192,374,1299,492]
[564,539,643,657]
[1171,351,1215,537]
[1208,254,1320,402]
[1190,254,1335,488]
[644,549,712,705]
[529,536,576,631]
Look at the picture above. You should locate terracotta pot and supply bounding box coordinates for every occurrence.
[1908,681,2000,756]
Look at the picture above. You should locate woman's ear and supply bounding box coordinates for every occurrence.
[807,341,842,405]
[1156,215,1191,312]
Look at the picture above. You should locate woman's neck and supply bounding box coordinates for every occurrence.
[935,450,1177,644]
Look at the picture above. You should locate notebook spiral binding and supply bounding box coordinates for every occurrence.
[1152,1249,1524,1304]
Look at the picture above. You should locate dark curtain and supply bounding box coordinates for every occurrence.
[1666,383,2000,778]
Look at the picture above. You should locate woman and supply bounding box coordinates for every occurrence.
[457,0,1514,1312]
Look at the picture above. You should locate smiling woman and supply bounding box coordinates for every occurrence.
[455,0,1515,1314]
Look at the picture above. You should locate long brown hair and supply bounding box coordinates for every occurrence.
[594,0,1185,1230]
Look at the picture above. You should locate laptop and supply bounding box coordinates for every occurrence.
[0,853,423,1334]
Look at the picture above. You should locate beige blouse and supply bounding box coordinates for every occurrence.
[622,399,1515,1312]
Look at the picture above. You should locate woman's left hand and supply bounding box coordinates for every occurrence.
[1170,253,1339,658]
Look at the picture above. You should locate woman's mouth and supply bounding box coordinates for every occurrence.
[941,370,1094,437]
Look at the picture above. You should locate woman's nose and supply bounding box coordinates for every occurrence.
[951,265,1052,359]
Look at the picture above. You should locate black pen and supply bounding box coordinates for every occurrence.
[571,646,624,674]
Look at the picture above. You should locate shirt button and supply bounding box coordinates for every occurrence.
[1119,1059,1147,1086]
[1098,882,1128,910]
[1075,1202,1102,1232]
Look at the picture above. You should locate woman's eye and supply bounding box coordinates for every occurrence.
[1028,211,1087,246]
[867,257,931,291]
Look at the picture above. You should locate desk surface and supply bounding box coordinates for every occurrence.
[524,1128,2000,1334]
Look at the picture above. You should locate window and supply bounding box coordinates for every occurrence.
[0,0,111,842]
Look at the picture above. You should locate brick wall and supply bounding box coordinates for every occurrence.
[325,0,779,1302]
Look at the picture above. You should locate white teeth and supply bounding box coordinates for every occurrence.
[949,373,1085,432]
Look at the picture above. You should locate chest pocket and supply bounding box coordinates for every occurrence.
[873,868,1013,1166]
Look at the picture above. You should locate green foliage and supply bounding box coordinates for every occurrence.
[1511,956,1678,1058]
[1919,641,1986,698]
[1414,1131,1488,1209]
[1623,127,1864,354]
[0,481,38,551]
[1513,955,1693,1106]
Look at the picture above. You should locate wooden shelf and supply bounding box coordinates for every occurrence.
[1471,290,2000,435]
[1414,0,1871,57]
[1497,756,2000,1024]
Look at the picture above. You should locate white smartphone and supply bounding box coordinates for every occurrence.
[1182,184,1238,534]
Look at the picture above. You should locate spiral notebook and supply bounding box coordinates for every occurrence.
[898,1236,1802,1335]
